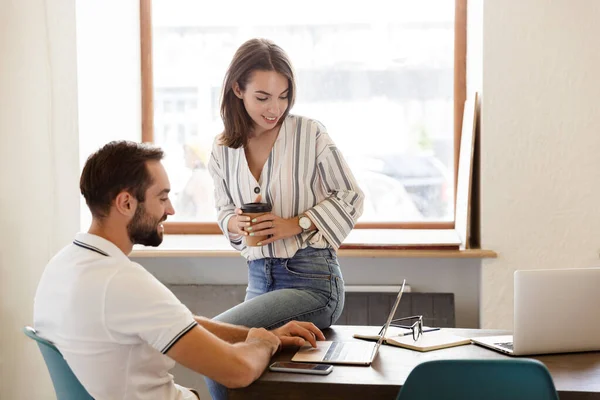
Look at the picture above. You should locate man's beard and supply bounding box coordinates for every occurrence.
[127,204,164,247]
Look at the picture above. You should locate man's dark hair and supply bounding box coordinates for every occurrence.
[80,140,164,218]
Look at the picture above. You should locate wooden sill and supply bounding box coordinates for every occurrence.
[130,231,497,259]
[131,248,496,259]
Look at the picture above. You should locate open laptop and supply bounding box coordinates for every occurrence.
[291,280,406,366]
[472,268,600,356]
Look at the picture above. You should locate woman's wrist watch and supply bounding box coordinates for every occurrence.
[298,214,312,231]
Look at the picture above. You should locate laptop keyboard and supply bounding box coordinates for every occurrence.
[495,342,514,351]
[323,342,348,361]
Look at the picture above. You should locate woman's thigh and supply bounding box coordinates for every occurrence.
[212,286,339,329]
[271,248,340,292]
[214,249,345,329]
[273,247,345,325]
[245,248,341,300]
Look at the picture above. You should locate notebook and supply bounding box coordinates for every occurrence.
[354,328,471,352]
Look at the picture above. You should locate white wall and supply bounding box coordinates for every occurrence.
[0,1,140,397]
[0,0,80,398]
[480,0,600,328]
[77,0,141,230]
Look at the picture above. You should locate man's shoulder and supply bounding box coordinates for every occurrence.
[38,243,141,299]
[34,244,133,336]
[104,260,171,300]
[46,242,130,272]
[108,260,156,283]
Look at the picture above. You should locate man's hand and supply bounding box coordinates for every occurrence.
[271,321,326,348]
[246,327,281,356]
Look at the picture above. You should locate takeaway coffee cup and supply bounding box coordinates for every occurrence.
[241,202,272,247]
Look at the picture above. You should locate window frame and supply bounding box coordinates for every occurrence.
[139,0,467,235]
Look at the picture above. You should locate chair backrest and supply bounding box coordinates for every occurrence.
[397,358,559,400]
[23,326,94,400]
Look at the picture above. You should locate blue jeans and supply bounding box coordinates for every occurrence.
[205,247,345,399]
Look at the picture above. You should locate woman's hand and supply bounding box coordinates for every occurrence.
[247,213,302,246]
[227,208,251,236]
[228,194,267,236]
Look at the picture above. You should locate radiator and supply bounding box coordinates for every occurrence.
[167,284,455,328]
[337,287,455,328]
[345,285,411,293]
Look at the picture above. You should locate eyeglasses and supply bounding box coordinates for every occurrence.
[379,315,424,342]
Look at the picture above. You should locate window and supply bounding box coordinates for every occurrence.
[140,0,466,234]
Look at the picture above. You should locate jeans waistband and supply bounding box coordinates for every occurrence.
[292,246,335,258]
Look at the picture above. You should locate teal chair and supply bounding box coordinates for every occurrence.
[397,359,559,400]
[23,326,94,400]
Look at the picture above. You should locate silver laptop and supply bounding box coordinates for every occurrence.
[292,280,406,366]
[472,268,600,356]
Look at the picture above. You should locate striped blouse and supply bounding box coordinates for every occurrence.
[208,114,364,261]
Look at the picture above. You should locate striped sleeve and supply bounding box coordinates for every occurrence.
[208,140,244,250]
[304,127,364,249]
[161,321,198,354]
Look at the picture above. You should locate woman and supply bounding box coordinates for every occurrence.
[208,38,364,332]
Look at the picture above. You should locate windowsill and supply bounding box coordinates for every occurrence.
[130,230,497,259]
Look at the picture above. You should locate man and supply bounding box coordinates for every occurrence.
[34,140,324,400]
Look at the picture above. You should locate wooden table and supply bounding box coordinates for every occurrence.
[229,326,600,400]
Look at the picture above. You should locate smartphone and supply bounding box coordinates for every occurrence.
[269,361,333,375]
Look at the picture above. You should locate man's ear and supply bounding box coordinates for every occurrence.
[114,191,137,217]
[233,82,243,99]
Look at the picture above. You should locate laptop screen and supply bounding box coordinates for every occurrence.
[369,279,406,360]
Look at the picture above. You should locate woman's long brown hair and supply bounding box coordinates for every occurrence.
[219,38,296,149]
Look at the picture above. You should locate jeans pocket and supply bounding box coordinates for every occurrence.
[283,256,332,280]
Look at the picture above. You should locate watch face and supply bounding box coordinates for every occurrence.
[299,216,311,229]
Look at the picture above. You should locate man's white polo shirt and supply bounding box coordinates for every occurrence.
[34,233,198,400]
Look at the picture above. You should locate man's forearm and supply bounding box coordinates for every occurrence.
[194,316,249,343]
[230,338,277,386]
